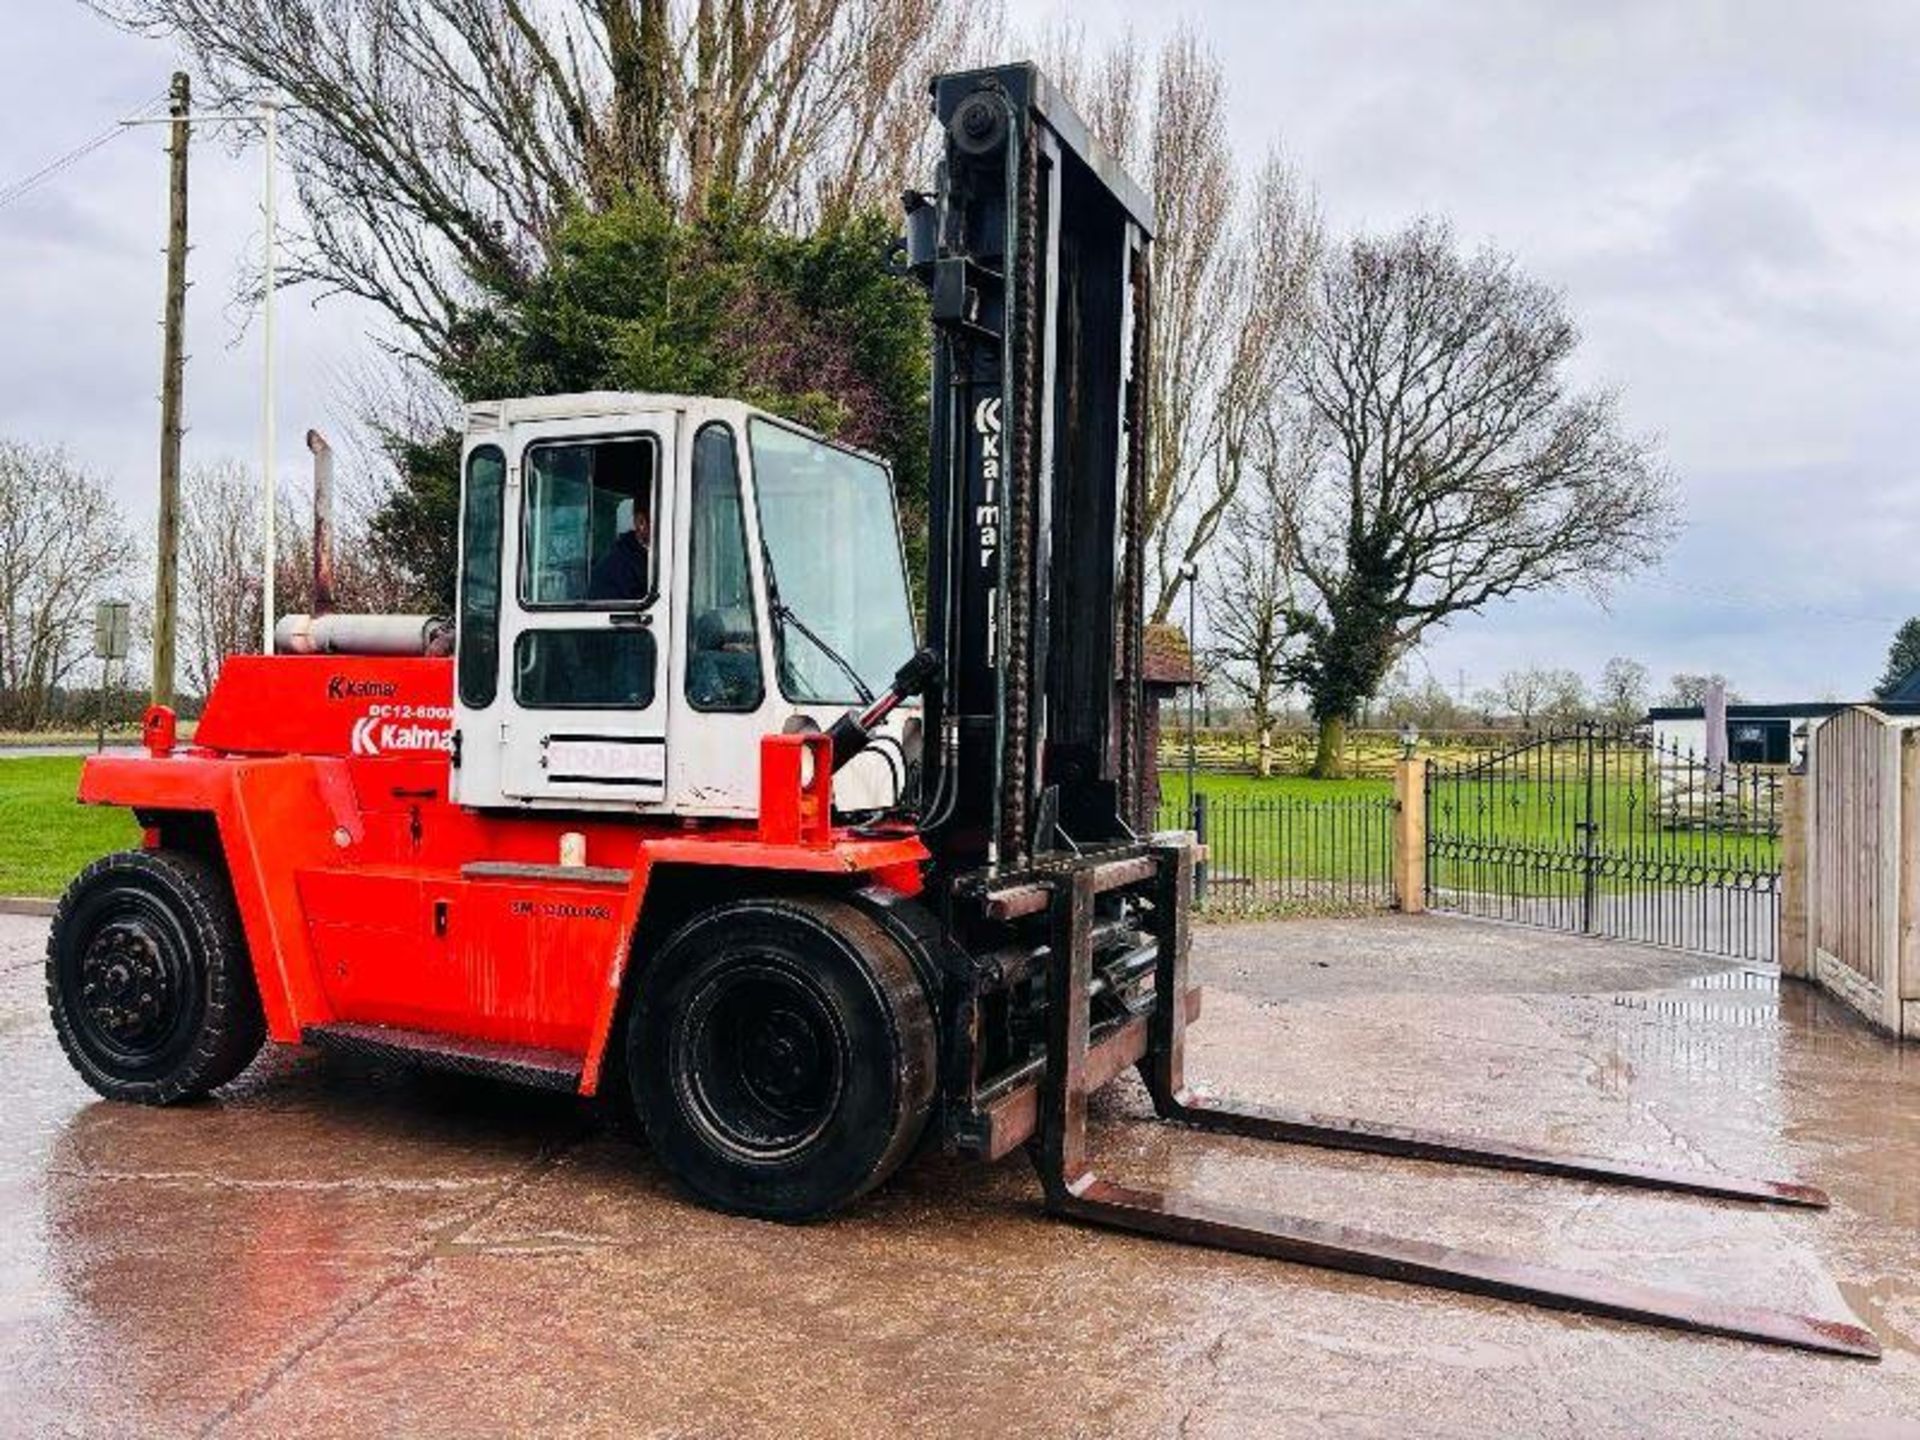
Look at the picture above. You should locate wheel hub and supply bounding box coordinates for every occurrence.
[79,921,173,1049]
[741,1007,828,1114]
[681,964,846,1160]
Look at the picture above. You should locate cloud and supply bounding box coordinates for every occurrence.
[4,0,1916,704]
[0,4,393,552]
[1005,0,1920,699]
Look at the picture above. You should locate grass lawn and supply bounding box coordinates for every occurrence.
[0,757,140,899]
[1155,771,1398,897]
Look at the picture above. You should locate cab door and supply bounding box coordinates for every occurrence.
[497,412,677,805]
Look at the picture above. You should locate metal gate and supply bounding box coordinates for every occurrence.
[1425,725,1782,962]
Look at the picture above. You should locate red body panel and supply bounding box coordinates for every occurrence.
[194,654,457,759]
[81,656,928,1094]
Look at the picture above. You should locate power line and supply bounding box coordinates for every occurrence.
[0,92,168,213]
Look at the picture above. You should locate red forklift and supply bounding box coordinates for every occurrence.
[45,64,1875,1358]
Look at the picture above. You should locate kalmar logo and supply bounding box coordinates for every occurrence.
[351,714,453,757]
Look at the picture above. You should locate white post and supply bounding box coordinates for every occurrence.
[261,98,278,654]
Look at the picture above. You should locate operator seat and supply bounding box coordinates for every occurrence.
[688,607,761,709]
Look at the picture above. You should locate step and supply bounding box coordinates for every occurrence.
[301,1022,583,1093]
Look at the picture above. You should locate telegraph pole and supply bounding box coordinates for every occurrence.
[261,97,278,654]
[152,70,190,706]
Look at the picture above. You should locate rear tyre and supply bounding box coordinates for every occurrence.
[629,897,936,1221]
[45,849,265,1104]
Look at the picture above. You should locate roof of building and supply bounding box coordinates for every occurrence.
[1648,700,1920,721]
[1883,666,1920,705]
[1142,623,1197,687]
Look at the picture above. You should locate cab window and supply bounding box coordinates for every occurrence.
[514,630,657,710]
[457,445,505,708]
[685,424,763,712]
[521,436,657,606]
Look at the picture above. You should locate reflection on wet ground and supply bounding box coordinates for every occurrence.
[1,911,1916,1437]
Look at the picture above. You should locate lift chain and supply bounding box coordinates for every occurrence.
[998,106,1042,868]
[1117,250,1152,829]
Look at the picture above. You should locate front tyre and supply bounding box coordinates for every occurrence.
[46,850,265,1104]
[630,897,936,1221]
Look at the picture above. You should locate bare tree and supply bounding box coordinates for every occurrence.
[1047,28,1322,625]
[1204,454,1289,777]
[1662,672,1743,708]
[275,476,422,618]
[0,441,139,729]
[1538,668,1590,726]
[1596,656,1651,726]
[179,460,260,699]
[93,0,1001,358]
[1133,28,1236,622]
[1479,667,1554,730]
[1279,219,1677,776]
[1475,666,1587,728]
[1155,150,1320,622]
[181,460,425,697]
[1029,20,1142,172]
[1374,665,1477,732]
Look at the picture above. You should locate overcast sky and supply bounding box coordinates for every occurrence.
[2,1,1915,703]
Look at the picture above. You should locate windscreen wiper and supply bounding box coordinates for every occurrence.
[762,550,874,704]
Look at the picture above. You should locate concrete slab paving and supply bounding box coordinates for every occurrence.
[1,910,1916,1437]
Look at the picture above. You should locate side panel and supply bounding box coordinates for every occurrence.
[218,760,368,1040]
[82,750,930,1091]
[194,655,454,760]
[299,868,626,1052]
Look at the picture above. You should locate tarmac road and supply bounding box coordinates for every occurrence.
[1,910,1917,1437]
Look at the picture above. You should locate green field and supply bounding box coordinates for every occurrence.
[0,757,139,899]
[1155,772,1399,912]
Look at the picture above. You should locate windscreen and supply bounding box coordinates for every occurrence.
[750,420,915,704]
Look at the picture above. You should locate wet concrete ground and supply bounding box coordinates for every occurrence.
[2,911,1916,1437]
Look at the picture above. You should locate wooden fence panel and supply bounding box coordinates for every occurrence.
[1806,707,1915,1036]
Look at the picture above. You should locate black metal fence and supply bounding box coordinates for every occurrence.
[1157,792,1398,914]
[1425,726,1782,962]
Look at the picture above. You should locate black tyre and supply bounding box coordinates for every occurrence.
[46,849,266,1104]
[629,897,936,1221]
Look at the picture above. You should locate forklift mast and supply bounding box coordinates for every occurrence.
[905,65,1156,875]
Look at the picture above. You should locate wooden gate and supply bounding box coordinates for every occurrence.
[1801,707,1920,1035]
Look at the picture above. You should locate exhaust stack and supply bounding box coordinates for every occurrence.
[306,429,335,615]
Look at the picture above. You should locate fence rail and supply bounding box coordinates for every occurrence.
[1157,793,1397,914]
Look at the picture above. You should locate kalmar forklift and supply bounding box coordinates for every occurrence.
[44,64,1876,1358]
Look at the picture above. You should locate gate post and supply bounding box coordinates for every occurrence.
[1393,755,1427,914]
[1779,769,1809,980]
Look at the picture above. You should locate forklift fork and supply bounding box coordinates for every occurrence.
[1029,843,1879,1359]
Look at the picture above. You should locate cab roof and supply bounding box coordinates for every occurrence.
[461,392,886,471]
[465,392,771,432]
